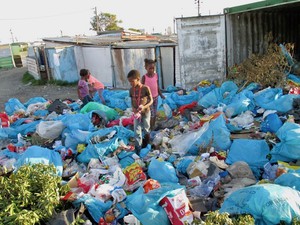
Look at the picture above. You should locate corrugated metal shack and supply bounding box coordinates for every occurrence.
[29,31,178,89]
[176,0,300,89]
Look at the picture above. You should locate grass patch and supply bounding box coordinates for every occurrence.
[22,72,77,86]
[22,72,46,85]
[48,79,77,86]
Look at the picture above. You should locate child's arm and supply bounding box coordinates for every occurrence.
[138,86,153,112]
[98,89,106,105]
[77,86,82,100]
[141,75,145,84]
[157,80,165,99]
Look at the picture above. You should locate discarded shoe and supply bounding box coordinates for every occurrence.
[209,156,229,169]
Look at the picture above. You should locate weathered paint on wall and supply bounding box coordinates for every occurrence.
[46,46,78,82]
[112,48,155,88]
[159,47,175,89]
[75,46,114,87]
[40,40,178,89]
[176,15,226,89]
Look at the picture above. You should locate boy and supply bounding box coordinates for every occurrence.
[127,69,153,152]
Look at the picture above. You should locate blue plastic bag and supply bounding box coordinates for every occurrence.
[148,158,179,183]
[254,88,300,113]
[23,97,47,107]
[188,115,231,154]
[170,91,200,107]
[271,122,300,161]
[61,113,91,131]
[73,195,113,223]
[224,90,255,118]
[220,183,300,225]
[226,139,270,168]
[125,182,185,225]
[198,81,238,108]
[260,113,283,133]
[77,126,134,163]
[14,145,63,176]
[5,98,26,115]
[274,172,300,191]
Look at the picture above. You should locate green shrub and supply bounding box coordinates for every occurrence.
[0,163,68,225]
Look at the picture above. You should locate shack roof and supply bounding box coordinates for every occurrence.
[224,0,300,14]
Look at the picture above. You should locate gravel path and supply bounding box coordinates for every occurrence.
[0,67,78,112]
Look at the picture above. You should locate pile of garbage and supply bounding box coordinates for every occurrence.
[1,44,300,225]
[227,40,294,89]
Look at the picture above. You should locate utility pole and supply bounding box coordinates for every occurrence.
[173,17,176,34]
[194,0,202,16]
[94,7,100,34]
[10,29,15,43]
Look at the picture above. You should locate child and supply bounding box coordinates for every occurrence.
[127,69,153,152]
[87,70,106,105]
[77,68,93,107]
[142,58,165,130]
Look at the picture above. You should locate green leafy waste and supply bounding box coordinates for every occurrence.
[0,163,69,225]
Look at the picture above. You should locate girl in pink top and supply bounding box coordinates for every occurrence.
[78,69,93,107]
[142,58,165,130]
[87,70,106,104]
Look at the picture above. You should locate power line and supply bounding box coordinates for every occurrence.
[0,8,91,21]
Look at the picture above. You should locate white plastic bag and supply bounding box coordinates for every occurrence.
[36,120,65,139]
[168,122,209,156]
[163,103,172,119]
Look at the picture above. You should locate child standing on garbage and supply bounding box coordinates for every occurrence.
[77,68,93,108]
[127,69,153,152]
[142,58,165,130]
[87,69,106,105]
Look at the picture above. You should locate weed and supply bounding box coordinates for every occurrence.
[22,72,77,86]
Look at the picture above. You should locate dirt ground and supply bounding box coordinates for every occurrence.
[0,67,78,112]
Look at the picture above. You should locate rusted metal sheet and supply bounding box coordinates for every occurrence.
[112,48,155,88]
[39,39,178,88]
[159,47,175,89]
[176,15,226,89]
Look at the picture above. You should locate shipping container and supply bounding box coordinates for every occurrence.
[176,0,300,89]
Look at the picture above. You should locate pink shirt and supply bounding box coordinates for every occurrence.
[88,75,104,90]
[143,73,158,98]
[78,79,89,98]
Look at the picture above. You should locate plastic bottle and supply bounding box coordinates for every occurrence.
[189,181,214,197]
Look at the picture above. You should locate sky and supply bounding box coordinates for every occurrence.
[0,0,261,44]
